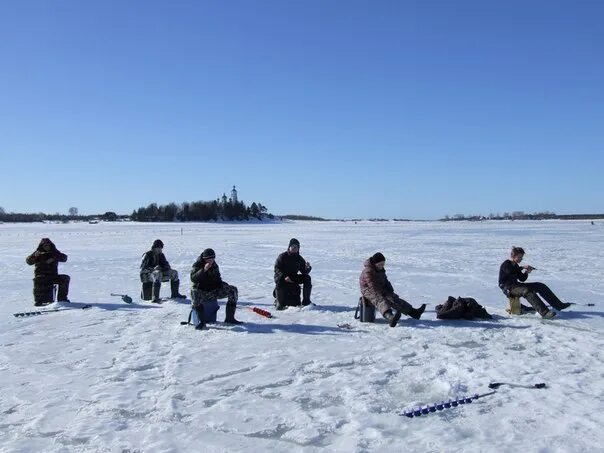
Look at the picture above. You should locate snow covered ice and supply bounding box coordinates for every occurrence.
[1,220,603,452]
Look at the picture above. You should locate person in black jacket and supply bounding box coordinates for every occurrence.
[498,246,570,319]
[274,238,312,310]
[26,238,70,305]
[190,248,241,328]
[140,239,186,302]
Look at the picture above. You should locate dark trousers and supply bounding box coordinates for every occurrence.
[368,293,413,316]
[34,274,70,302]
[276,274,312,306]
[508,282,565,316]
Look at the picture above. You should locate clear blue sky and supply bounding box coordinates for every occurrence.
[1,0,602,219]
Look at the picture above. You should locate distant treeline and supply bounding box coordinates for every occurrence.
[0,211,124,223]
[131,200,272,222]
[281,215,327,221]
[441,211,604,221]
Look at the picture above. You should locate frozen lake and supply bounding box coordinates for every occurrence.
[1,220,602,452]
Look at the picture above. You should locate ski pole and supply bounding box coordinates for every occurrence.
[399,391,497,418]
[568,302,595,307]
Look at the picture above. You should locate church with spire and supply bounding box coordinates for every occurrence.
[221,185,238,205]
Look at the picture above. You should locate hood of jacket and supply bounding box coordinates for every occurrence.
[37,238,57,252]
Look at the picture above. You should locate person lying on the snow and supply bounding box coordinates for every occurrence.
[273,238,312,309]
[26,238,70,306]
[190,248,242,328]
[140,239,186,302]
[359,252,426,327]
[498,246,571,319]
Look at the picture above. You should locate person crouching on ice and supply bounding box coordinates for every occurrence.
[190,248,242,329]
[499,246,570,319]
[26,238,70,305]
[359,252,426,327]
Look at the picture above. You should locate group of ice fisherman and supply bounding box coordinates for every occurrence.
[27,237,570,328]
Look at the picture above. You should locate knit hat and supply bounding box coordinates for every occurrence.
[371,252,386,264]
[152,239,164,248]
[289,238,300,248]
[202,248,216,259]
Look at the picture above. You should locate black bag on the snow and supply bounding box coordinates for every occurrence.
[435,296,492,320]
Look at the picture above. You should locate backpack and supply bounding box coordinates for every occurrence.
[436,296,492,320]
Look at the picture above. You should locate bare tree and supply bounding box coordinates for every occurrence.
[68,207,78,216]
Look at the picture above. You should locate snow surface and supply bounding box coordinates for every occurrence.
[1,220,603,453]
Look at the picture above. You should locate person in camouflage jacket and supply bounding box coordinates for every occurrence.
[190,248,242,328]
[140,239,186,302]
[359,252,426,327]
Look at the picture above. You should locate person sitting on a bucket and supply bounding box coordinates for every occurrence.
[498,246,571,319]
[359,252,426,327]
[190,248,242,329]
[26,238,70,306]
[273,238,313,309]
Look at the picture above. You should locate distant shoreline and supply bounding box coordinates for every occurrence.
[2,216,603,225]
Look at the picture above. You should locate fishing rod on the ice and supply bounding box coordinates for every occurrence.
[399,382,547,418]
[518,267,595,307]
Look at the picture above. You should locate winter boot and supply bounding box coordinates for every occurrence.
[384,309,402,327]
[170,280,186,299]
[194,306,206,330]
[224,304,243,325]
[302,284,313,306]
[520,303,536,313]
[151,281,162,303]
[274,288,286,310]
[542,310,557,319]
[409,304,427,320]
[34,301,52,307]
[141,282,153,301]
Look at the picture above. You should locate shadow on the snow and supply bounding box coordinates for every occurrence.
[80,302,162,311]
[237,300,357,314]
[236,322,349,336]
[237,300,273,308]
[397,318,531,330]
[557,310,604,319]
[171,298,191,305]
[312,305,357,314]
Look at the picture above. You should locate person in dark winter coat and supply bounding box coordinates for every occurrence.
[359,252,426,327]
[26,238,70,305]
[190,248,242,328]
[498,246,570,319]
[274,238,312,309]
[140,239,186,302]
